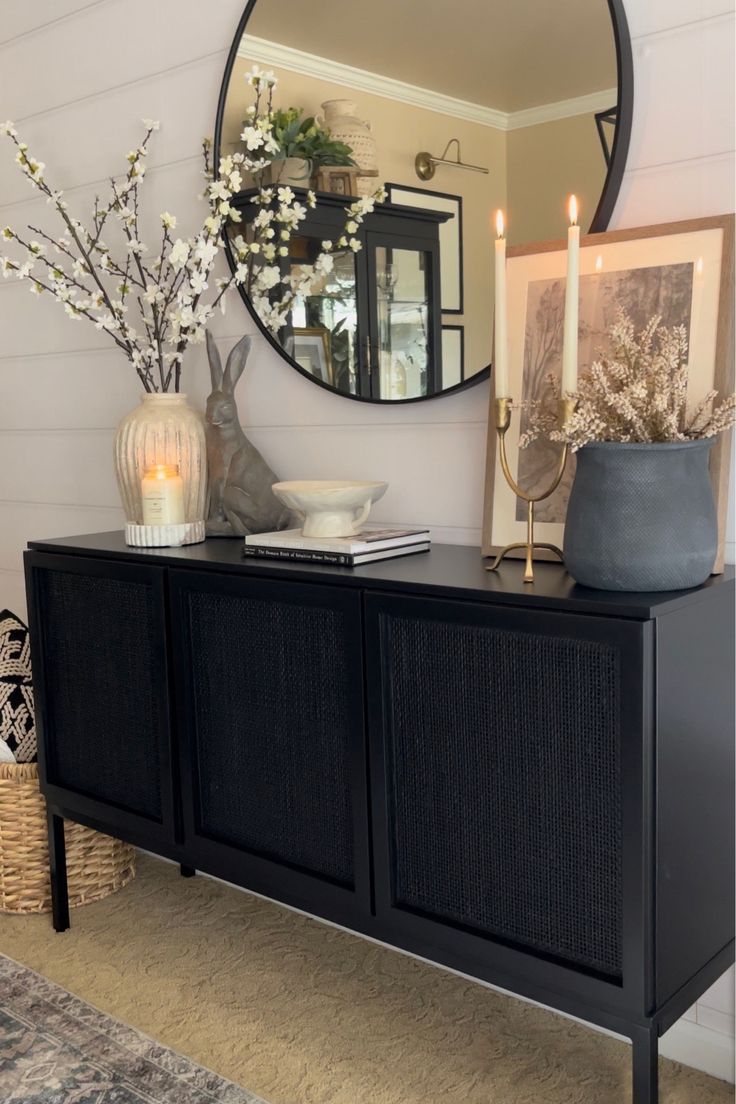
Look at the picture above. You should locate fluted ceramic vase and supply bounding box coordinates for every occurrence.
[114,393,207,547]
[320,99,378,197]
[563,439,717,592]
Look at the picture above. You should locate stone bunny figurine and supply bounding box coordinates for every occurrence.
[205,331,296,537]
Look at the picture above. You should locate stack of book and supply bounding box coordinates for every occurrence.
[243,527,431,566]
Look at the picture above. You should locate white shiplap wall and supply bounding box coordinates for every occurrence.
[0,0,733,1080]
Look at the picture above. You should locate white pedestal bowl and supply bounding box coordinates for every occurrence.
[272,480,388,538]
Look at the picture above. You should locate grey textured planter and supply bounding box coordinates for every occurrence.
[563,439,717,592]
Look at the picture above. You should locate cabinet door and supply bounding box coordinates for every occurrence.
[171,570,370,925]
[365,230,442,399]
[24,552,176,846]
[365,592,652,1016]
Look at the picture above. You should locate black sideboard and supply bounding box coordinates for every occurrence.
[24,534,735,1104]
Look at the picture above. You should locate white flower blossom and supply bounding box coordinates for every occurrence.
[209,180,230,200]
[255,265,281,291]
[240,126,265,152]
[168,239,190,271]
[190,271,208,295]
[160,212,177,230]
[315,253,334,275]
[194,239,218,267]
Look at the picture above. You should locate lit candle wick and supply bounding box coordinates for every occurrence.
[569,194,579,226]
[496,209,505,239]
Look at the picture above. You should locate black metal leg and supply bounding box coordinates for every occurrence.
[180,864,196,878]
[47,810,70,933]
[631,1024,658,1104]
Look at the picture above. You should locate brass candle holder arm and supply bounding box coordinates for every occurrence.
[487,396,577,584]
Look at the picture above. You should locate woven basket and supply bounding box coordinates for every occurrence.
[0,762,135,914]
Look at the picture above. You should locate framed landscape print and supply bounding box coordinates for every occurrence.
[482,215,735,569]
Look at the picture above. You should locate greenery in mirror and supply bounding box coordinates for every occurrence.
[266,107,356,172]
[235,65,386,336]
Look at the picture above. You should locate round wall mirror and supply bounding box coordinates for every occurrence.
[215,0,633,403]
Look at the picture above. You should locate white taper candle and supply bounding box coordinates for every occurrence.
[561,195,580,395]
[494,210,509,398]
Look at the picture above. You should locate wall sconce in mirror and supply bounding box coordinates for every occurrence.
[595,106,618,167]
[415,138,489,181]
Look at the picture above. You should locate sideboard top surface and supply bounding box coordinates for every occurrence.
[27,531,735,620]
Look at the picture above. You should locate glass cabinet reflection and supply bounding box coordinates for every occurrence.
[374,244,435,400]
[232,191,447,400]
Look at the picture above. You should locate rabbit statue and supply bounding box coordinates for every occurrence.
[205,331,296,537]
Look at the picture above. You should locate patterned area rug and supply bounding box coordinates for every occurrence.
[0,954,266,1103]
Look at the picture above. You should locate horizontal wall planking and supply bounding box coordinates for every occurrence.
[0,155,209,252]
[0,53,229,209]
[0,249,237,359]
[0,0,108,46]
[0,339,491,432]
[0,421,488,533]
[244,422,488,532]
[626,1,736,39]
[0,430,118,508]
[696,1005,735,1038]
[1,0,243,124]
[0,569,28,621]
[0,500,124,574]
[613,153,735,228]
[660,1014,736,1083]
[699,968,736,1017]
[626,13,735,173]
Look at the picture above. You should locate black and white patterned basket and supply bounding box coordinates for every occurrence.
[0,611,36,763]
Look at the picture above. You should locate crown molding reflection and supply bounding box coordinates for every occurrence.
[239,34,617,132]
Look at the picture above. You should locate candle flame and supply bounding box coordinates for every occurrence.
[696,256,704,276]
[495,210,505,239]
[145,464,180,480]
[568,194,579,226]
[595,255,603,271]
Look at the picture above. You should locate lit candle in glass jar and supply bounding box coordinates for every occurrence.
[141,464,185,526]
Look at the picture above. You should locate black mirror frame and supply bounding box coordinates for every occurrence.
[213,0,634,405]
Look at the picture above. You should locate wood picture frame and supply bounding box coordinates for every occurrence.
[481,215,735,571]
[287,327,333,385]
[314,166,360,197]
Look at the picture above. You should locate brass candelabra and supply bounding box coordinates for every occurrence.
[487,396,577,584]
